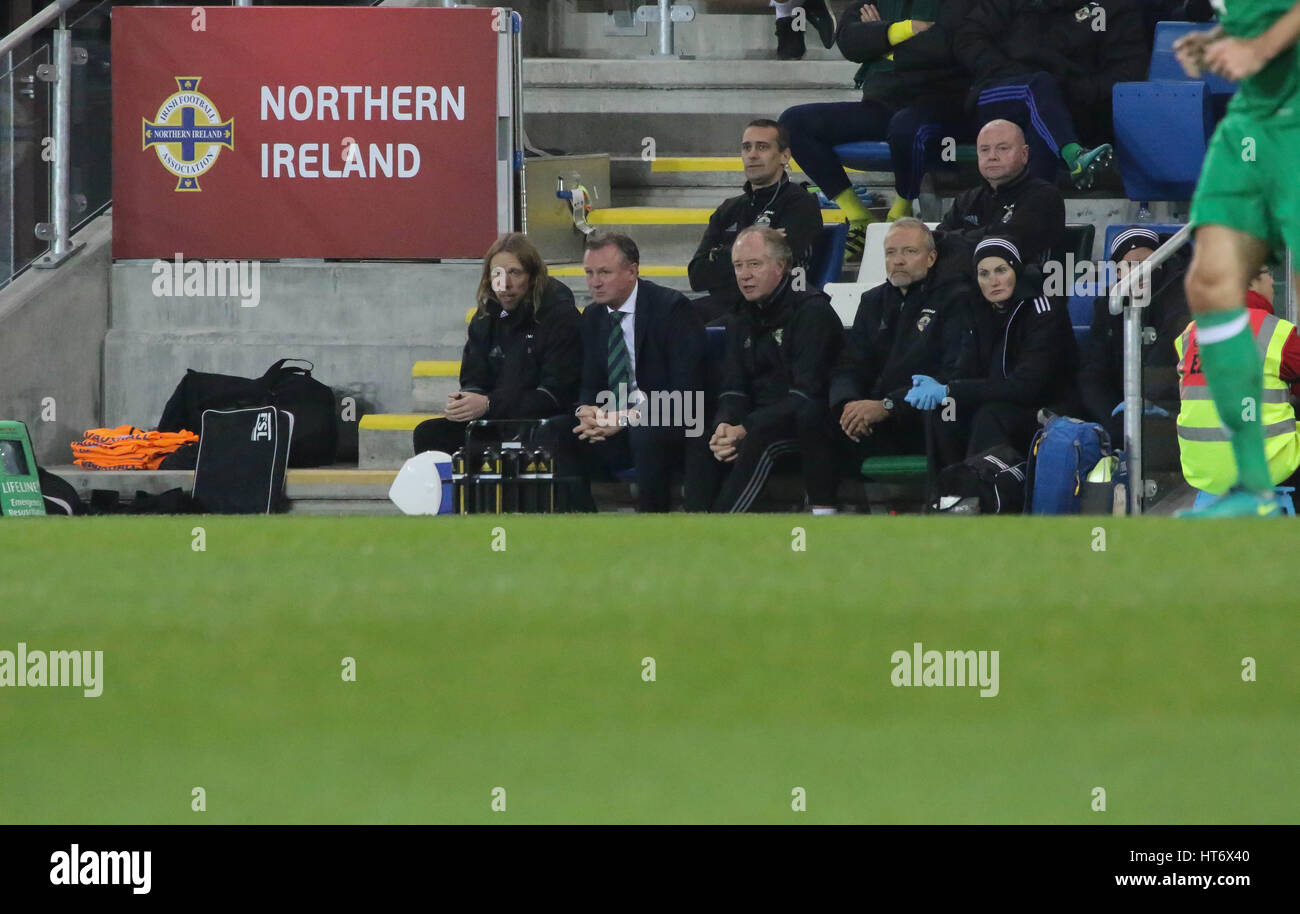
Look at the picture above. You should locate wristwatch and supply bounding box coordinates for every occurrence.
[882,397,895,412]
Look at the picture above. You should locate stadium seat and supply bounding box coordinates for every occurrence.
[859,221,940,289]
[1113,80,1212,201]
[832,141,977,173]
[808,222,849,288]
[1149,21,1237,120]
[861,455,928,480]
[823,281,870,327]
[1112,20,1237,203]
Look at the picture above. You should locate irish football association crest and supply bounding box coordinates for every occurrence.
[141,77,233,192]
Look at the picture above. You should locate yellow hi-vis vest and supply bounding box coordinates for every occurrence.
[1174,310,1300,495]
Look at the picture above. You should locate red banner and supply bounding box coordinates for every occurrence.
[112,7,503,259]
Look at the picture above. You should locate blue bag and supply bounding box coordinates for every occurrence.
[1025,413,1113,515]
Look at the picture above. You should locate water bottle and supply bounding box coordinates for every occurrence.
[500,441,523,513]
[474,444,502,515]
[451,448,469,515]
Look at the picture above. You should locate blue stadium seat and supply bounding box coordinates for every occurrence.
[832,142,892,172]
[1113,80,1211,201]
[1149,21,1237,118]
[832,141,977,175]
[1112,21,1239,202]
[705,324,726,363]
[808,222,849,288]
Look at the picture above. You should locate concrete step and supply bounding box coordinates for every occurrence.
[358,412,437,468]
[549,264,692,308]
[523,58,858,156]
[609,155,892,205]
[584,204,850,264]
[411,360,461,412]
[110,260,480,337]
[47,465,403,515]
[517,7,848,62]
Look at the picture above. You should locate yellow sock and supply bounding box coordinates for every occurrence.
[887,197,913,221]
[832,188,873,224]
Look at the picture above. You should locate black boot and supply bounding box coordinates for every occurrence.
[801,0,837,49]
[775,16,805,60]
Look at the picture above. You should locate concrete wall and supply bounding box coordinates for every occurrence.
[0,214,111,466]
[104,257,483,433]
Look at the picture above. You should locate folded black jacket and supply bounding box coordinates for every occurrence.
[459,275,582,419]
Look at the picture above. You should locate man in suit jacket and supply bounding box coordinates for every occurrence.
[546,232,708,512]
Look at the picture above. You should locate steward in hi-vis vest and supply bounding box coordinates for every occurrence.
[1175,287,1300,495]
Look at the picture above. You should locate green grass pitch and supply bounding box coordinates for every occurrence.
[1,514,1296,824]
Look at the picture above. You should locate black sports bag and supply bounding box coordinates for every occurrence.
[157,359,337,467]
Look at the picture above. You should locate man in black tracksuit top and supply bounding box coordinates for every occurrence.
[688,119,823,324]
[830,221,973,460]
[935,118,1066,274]
[1078,226,1189,443]
[413,272,581,456]
[699,227,844,513]
[955,0,1147,185]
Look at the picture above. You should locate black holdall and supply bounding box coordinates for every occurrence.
[932,445,1028,515]
[192,406,294,514]
[157,359,338,467]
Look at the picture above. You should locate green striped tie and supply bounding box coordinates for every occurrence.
[607,308,632,391]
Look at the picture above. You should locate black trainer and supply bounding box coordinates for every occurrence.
[801,0,837,49]
[775,16,806,60]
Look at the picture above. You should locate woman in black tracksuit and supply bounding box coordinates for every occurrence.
[412,233,582,455]
[906,236,1078,466]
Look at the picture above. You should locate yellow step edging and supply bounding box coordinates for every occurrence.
[359,413,440,431]
[648,156,860,175]
[286,468,398,485]
[588,206,847,226]
[412,360,461,378]
[549,264,688,278]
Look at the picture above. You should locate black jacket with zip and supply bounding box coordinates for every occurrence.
[716,276,844,428]
[688,174,824,310]
[1078,249,1190,434]
[459,276,582,419]
[944,275,1078,408]
[936,166,1066,271]
[829,264,974,420]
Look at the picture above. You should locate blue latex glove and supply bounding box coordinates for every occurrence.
[905,374,948,410]
[1111,400,1171,419]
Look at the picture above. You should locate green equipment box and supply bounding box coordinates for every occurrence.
[0,421,46,516]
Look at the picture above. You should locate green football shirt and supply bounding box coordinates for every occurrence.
[1215,0,1300,120]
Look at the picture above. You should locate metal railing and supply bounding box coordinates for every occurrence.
[1108,224,1193,515]
[1107,227,1300,514]
[2,0,82,277]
